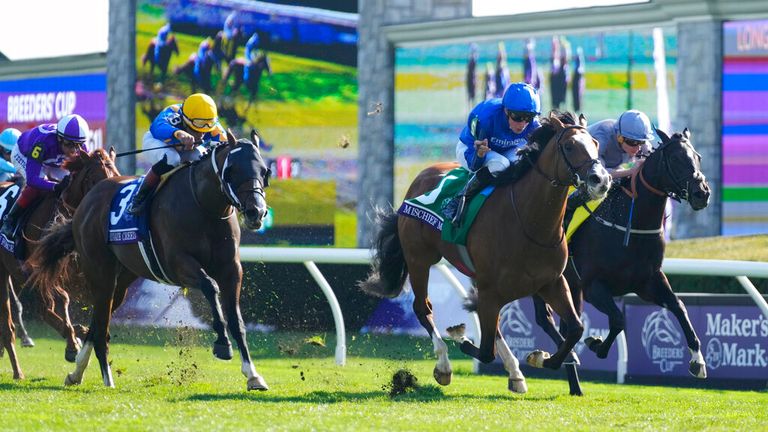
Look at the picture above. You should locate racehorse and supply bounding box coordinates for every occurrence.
[215,28,243,64]
[533,128,711,394]
[359,112,612,393]
[0,149,120,379]
[142,35,179,81]
[29,130,272,390]
[175,49,220,94]
[221,52,271,107]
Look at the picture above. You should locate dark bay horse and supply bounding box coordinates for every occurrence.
[359,112,612,393]
[29,131,271,390]
[142,36,180,81]
[0,149,120,379]
[533,128,711,394]
[175,50,220,94]
[221,52,272,106]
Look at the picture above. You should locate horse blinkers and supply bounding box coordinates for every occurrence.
[221,141,270,230]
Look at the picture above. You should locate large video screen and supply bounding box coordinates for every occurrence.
[135,0,358,246]
[394,29,677,203]
[722,19,768,235]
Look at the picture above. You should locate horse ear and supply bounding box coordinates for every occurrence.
[250,129,261,148]
[683,128,691,140]
[578,113,588,127]
[109,146,117,161]
[226,128,238,147]
[549,114,565,130]
[655,127,670,143]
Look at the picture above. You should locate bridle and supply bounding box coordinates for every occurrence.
[624,135,702,203]
[195,143,268,214]
[527,125,601,188]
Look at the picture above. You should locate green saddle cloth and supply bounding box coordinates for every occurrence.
[397,167,493,246]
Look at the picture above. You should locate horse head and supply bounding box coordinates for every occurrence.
[531,111,611,200]
[222,129,271,230]
[60,148,121,211]
[648,128,710,210]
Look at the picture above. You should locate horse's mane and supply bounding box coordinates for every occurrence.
[494,110,578,185]
[63,148,117,173]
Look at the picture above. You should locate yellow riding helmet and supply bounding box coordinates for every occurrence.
[181,93,218,133]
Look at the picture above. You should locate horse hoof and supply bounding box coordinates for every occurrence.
[21,337,35,348]
[689,361,707,379]
[65,348,78,363]
[445,324,466,342]
[508,377,527,394]
[570,388,583,396]
[526,350,550,368]
[247,375,269,391]
[584,336,602,352]
[64,373,81,386]
[433,367,452,386]
[213,342,233,360]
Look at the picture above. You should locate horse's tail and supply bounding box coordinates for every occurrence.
[358,208,408,298]
[26,216,76,301]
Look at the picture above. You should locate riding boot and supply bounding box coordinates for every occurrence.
[1,202,25,239]
[128,169,161,215]
[451,167,494,227]
[563,188,591,231]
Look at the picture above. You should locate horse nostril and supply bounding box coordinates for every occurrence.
[588,173,601,185]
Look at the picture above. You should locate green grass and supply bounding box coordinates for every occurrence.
[666,235,768,261]
[1,326,765,431]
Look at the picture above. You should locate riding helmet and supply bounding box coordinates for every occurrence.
[181,93,219,133]
[0,128,21,151]
[56,114,90,144]
[616,110,654,141]
[502,82,541,114]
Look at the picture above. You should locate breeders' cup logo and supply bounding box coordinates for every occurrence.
[705,337,723,370]
[641,309,685,373]
[499,301,534,359]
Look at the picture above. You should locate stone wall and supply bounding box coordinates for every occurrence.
[357,0,472,247]
[673,20,722,238]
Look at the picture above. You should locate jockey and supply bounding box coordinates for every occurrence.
[154,23,171,62]
[223,11,237,41]
[564,109,655,226]
[129,93,226,215]
[194,37,214,78]
[1,115,89,238]
[450,82,541,226]
[0,128,21,182]
[245,32,260,64]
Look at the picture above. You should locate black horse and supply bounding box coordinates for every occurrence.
[222,52,272,107]
[533,128,711,395]
[142,35,179,82]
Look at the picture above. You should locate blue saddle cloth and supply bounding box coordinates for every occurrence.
[107,177,150,244]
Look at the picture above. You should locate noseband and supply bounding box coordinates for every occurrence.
[636,137,702,202]
[530,125,600,188]
[210,144,267,212]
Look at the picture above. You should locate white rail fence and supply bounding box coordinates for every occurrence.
[239,247,768,375]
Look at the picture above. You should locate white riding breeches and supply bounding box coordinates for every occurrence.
[11,146,67,185]
[141,132,205,168]
[456,140,520,175]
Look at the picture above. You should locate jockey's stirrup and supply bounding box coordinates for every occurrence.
[451,170,488,227]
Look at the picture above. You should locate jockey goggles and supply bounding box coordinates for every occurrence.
[505,110,534,123]
[621,136,645,147]
[182,114,218,131]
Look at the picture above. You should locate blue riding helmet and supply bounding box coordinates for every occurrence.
[502,82,541,114]
[0,128,21,152]
[615,110,654,141]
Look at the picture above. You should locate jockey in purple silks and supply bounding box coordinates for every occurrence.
[1,114,89,238]
[450,82,542,226]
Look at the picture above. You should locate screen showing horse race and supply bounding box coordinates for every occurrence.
[135,0,358,246]
[722,18,768,235]
[393,28,677,204]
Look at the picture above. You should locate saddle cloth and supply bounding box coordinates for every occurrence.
[397,167,494,246]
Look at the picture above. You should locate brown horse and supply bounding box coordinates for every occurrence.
[359,112,611,393]
[0,149,120,379]
[29,130,271,390]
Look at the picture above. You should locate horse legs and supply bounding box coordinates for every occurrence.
[0,275,23,379]
[528,276,583,370]
[455,289,501,364]
[9,284,34,347]
[66,269,117,387]
[494,329,527,393]
[532,294,583,395]
[216,264,268,391]
[31,287,82,363]
[641,271,706,378]
[583,279,624,359]
[409,263,453,385]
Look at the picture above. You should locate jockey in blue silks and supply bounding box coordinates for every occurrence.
[244,32,261,82]
[451,82,541,225]
[563,109,655,227]
[154,23,171,65]
[193,38,214,80]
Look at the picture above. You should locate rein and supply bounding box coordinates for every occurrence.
[188,162,235,220]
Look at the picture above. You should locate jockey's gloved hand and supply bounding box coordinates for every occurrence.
[54,175,71,194]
